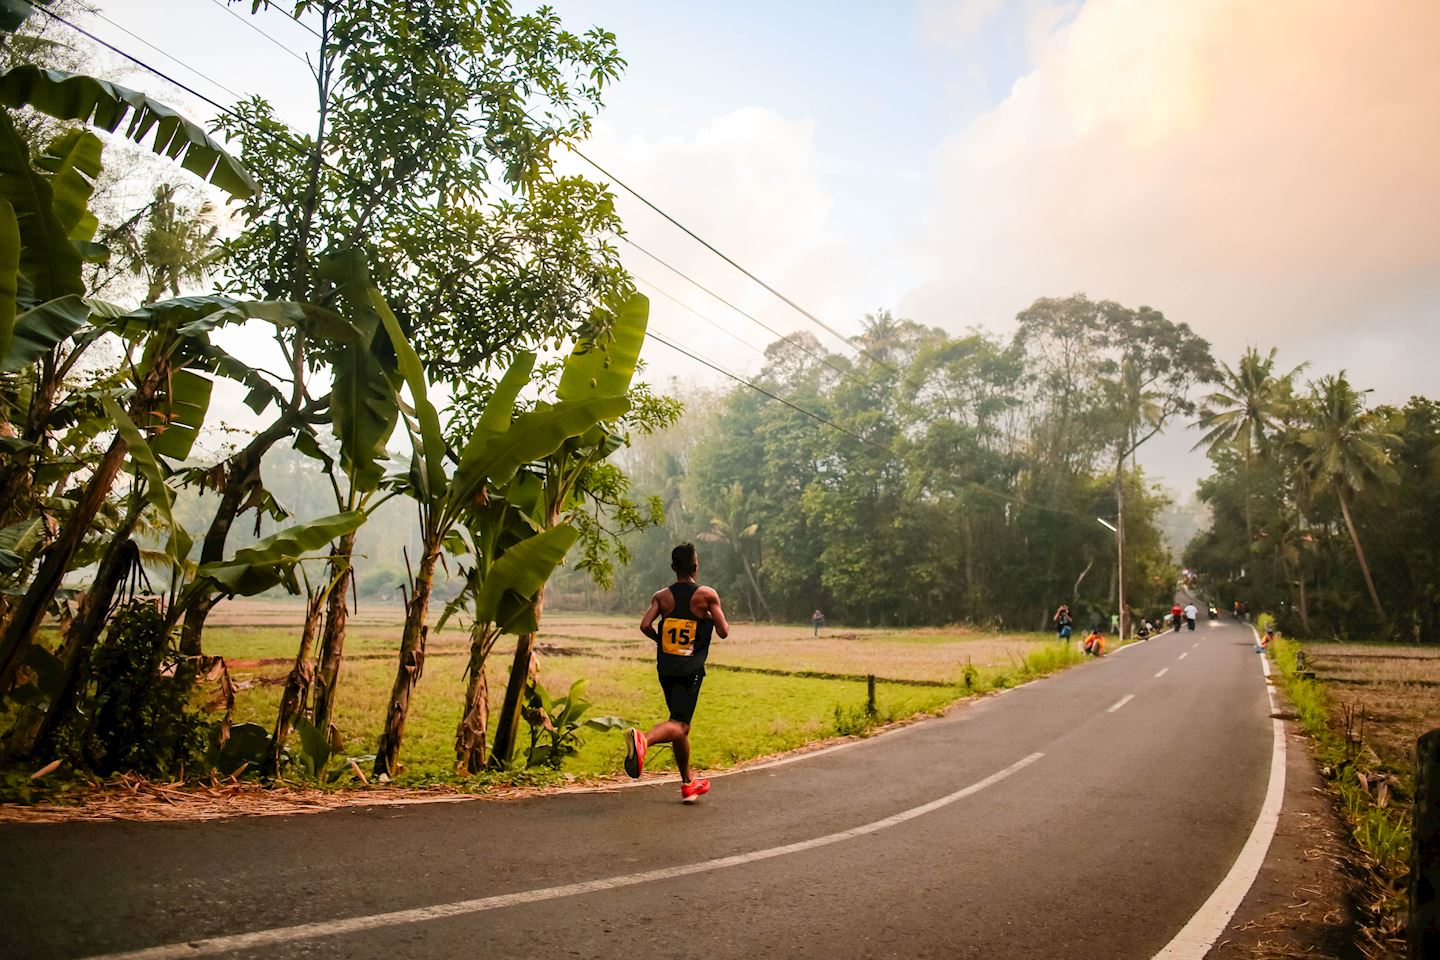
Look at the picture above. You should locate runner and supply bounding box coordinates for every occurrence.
[1170,601,1183,633]
[627,543,730,803]
[1183,602,1198,631]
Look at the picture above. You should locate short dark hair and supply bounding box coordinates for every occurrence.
[671,542,697,576]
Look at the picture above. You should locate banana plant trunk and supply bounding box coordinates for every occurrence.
[0,373,162,693]
[7,518,141,760]
[490,588,545,770]
[311,533,356,739]
[263,589,325,778]
[373,546,440,778]
[454,623,500,774]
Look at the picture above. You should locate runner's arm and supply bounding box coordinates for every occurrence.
[708,594,730,639]
[640,596,662,643]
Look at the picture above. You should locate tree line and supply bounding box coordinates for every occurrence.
[1188,349,1439,641]
[557,299,1216,634]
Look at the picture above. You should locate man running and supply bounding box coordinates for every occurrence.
[1184,602,1198,631]
[1171,601,1184,632]
[627,543,730,803]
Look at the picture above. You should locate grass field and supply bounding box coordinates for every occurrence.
[1270,634,1440,951]
[206,601,1087,785]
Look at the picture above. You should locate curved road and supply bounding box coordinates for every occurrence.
[0,617,1279,959]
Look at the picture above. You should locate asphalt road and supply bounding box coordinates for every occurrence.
[0,617,1277,960]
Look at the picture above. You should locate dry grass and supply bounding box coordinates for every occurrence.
[1299,641,1440,783]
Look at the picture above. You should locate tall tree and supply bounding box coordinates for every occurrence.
[1298,374,1398,624]
[1195,346,1302,543]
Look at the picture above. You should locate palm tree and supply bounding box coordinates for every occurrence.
[1195,347,1302,543]
[1298,374,1398,623]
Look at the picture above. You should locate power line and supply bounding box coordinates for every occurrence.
[632,273,766,359]
[89,9,244,103]
[624,236,868,390]
[256,0,324,40]
[565,142,924,391]
[201,0,310,67]
[29,3,1092,524]
[643,330,888,455]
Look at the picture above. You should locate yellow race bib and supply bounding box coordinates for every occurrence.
[660,617,699,656]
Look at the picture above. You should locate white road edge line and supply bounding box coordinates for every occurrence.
[1107,694,1135,713]
[1150,627,1286,960]
[79,754,1047,960]
[1154,668,1169,679]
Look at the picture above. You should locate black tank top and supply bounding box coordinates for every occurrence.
[656,582,714,677]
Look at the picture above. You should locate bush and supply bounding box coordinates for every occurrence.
[65,600,209,778]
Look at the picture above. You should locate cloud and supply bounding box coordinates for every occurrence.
[903,0,1440,401]
[918,0,1008,53]
[579,107,903,378]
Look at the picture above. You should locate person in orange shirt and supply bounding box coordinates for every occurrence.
[1083,627,1105,656]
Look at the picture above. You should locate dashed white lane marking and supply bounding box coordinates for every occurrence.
[1151,627,1286,960]
[1107,694,1135,713]
[1192,643,1199,649]
[1154,668,1169,679]
[1178,652,1189,660]
[79,754,1047,960]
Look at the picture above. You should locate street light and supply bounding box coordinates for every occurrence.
[1097,516,1124,637]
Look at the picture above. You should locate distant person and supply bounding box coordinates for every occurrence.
[1110,612,1120,636]
[1171,602,1184,633]
[1136,620,1152,640]
[1053,604,1073,640]
[1083,628,1105,656]
[1233,600,1241,620]
[629,543,730,803]
[1184,602,1197,631]
[811,609,825,637]
[1256,625,1274,654]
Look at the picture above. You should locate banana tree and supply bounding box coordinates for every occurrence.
[370,288,629,778]
[449,472,578,773]
[489,292,650,767]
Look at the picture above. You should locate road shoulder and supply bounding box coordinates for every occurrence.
[1205,706,1364,959]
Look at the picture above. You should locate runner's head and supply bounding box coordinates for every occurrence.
[671,542,698,577]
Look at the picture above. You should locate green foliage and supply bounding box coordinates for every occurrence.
[578,303,1188,628]
[520,679,623,769]
[65,601,209,777]
[1188,356,1430,639]
[0,66,256,198]
[1268,636,1411,908]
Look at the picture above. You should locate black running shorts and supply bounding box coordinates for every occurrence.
[659,673,704,725]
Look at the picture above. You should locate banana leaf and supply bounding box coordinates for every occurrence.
[0,111,81,303]
[0,66,256,199]
[449,395,629,510]
[149,367,212,462]
[193,510,365,597]
[0,198,17,361]
[556,292,648,403]
[473,523,579,631]
[34,128,102,243]
[1,293,86,371]
[371,288,446,502]
[454,351,534,482]
[102,395,191,564]
[331,335,397,493]
[0,0,46,32]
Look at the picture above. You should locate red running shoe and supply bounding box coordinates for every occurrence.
[680,778,711,804]
[624,728,646,779]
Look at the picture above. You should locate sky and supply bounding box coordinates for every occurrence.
[75,0,1440,498]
